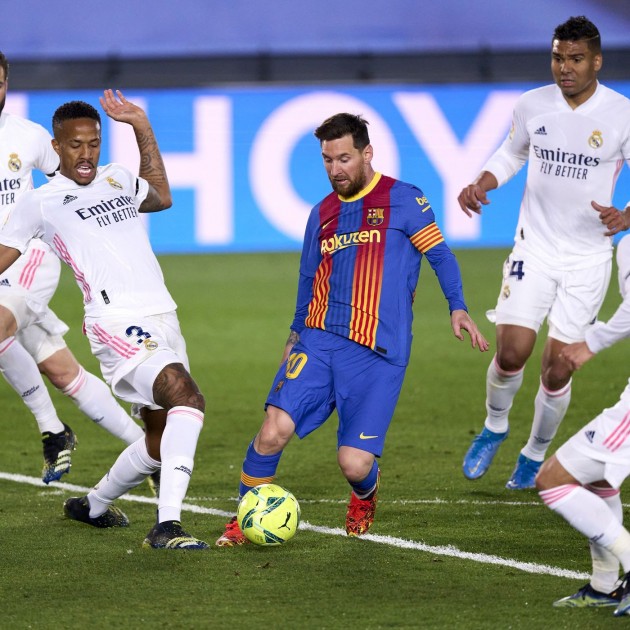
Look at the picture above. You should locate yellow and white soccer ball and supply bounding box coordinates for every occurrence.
[237,483,301,546]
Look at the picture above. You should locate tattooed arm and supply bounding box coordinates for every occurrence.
[280,330,300,364]
[99,89,172,212]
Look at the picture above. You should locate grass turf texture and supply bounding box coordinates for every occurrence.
[1,248,628,629]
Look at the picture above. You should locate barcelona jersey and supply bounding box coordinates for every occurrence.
[290,173,467,366]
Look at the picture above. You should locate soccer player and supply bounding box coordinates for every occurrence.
[0,90,206,549]
[0,51,150,485]
[536,235,630,616]
[215,112,489,546]
[458,16,630,489]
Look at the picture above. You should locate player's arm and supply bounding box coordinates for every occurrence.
[282,208,321,363]
[0,244,21,275]
[459,102,529,218]
[457,171,498,217]
[592,200,630,237]
[423,240,488,352]
[561,294,630,370]
[99,89,172,213]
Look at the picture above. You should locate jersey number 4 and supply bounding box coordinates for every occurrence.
[509,260,525,280]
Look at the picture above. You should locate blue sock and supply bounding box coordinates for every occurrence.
[239,440,283,498]
[350,460,379,499]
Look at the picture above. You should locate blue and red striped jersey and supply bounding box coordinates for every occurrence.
[291,173,467,365]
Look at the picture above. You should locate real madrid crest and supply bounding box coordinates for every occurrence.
[366,207,384,226]
[588,130,603,149]
[144,338,158,351]
[501,284,511,300]
[107,176,123,190]
[8,153,21,172]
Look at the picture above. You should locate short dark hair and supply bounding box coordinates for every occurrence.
[52,101,101,133]
[0,51,9,80]
[553,16,601,54]
[314,113,370,150]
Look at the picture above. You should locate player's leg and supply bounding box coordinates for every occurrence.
[216,328,335,547]
[39,346,144,445]
[334,340,405,536]
[0,302,77,483]
[509,258,612,489]
[215,405,297,547]
[141,361,207,549]
[0,305,66,434]
[537,415,630,613]
[72,313,207,548]
[463,250,552,480]
[507,337,572,489]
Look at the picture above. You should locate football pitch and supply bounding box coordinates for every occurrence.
[2,248,627,629]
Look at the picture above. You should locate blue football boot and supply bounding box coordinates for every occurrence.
[505,453,542,489]
[462,427,508,480]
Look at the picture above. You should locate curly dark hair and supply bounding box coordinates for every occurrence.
[52,100,101,132]
[314,113,370,150]
[553,16,601,54]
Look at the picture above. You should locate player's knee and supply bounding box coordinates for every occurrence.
[256,409,294,453]
[0,306,17,341]
[495,347,527,372]
[534,458,554,491]
[338,452,374,483]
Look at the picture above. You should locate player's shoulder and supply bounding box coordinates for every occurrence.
[515,84,557,108]
[597,83,630,109]
[386,175,425,200]
[2,112,51,139]
[94,163,136,188]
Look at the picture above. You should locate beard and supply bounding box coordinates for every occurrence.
[329,172,366,198]
[0,94,5,116]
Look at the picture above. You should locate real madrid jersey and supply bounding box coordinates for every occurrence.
[0,163,177,318]
[0,112,61,305]
[291,173,467,366]
[484,82,630,270]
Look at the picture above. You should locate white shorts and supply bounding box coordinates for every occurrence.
[0,240,61,306]
[0,239,68,363]
[0,293,70,365]
[84,311,190,407]
[556,383,630,488]
[490,243,611,343]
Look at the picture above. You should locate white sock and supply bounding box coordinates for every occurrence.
[158,406,204,523]
[87,437,160,518]
[0,336,64,434]
[484,355,524,433]
[586,485,623,593]
[521,380,571,461]
[540,484,630,572]
[60,367,144,445]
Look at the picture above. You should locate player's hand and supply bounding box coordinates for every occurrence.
[593,200,630,237]
[99,89,149,127]
[559,341,595,370]
[457,184,491,217]
[450,310,490,352]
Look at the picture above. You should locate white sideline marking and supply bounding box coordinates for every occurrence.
[0,471,589,580]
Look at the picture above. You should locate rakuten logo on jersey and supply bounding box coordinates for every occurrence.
[320,229,381,255]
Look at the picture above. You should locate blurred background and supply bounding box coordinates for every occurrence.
[5,0,630,253]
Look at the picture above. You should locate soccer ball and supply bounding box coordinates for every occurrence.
[237,483,301,546]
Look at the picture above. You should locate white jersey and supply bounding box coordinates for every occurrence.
[0,163,177,318]
[0,112,61,307]
[484,82,630,271]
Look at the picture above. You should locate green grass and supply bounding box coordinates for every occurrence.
[1,248,628,629]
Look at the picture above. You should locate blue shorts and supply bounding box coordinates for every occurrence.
[266,328,406,456]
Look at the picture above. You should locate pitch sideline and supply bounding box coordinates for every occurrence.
[0,470,588,581]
